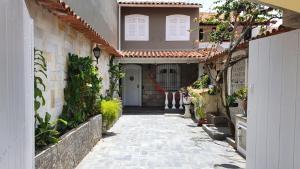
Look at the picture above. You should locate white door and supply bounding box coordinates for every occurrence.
[122,65,142,106]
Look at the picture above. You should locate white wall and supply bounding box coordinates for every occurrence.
[247,29,300,169]
[27,0,111,120]
[0,0,34,168]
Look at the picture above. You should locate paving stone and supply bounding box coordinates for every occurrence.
[76,114,246,169]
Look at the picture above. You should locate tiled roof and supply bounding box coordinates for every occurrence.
[121,49,211,61]
[118,0,201,7]
[206,26,294,62]
[36,0,122,57]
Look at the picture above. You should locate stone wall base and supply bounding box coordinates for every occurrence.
[35,114,102,169]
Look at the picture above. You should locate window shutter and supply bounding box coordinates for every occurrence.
[166,15,190,41]
[125,15,148,41]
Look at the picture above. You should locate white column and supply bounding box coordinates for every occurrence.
[179,91,183,109]
[172,92,176,109]
[0,1,34,168]
[165,92,169,109]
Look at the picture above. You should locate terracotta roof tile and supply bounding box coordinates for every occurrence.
[206,26,294,62]
[118,0,201,7]
[121,49,211,61]
[37,0,122,57]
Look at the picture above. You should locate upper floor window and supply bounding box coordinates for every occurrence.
[125,14,149,41]
[166,14,190,41]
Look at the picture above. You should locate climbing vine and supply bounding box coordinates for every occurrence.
[58,53,102,132]
[34,49,66,150]
[107,56,125,99]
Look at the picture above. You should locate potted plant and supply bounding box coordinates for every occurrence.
[189,88,207,126]
[98,99,122,133]
[195,105,207,126]
[181,88,192,118]
[227,94,238,107]
[235,87,248,116]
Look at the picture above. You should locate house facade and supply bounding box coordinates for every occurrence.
[117,1,208,108]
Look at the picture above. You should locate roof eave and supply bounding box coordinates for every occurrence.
[118,4,202,8]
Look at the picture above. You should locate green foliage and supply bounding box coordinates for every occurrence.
[99,99,122,129]
[107,56,125,99]
[34,49,66,150]
[34,49,47,113]
[35,113,67,149]
[58,53,102,132]
[227,94,237,107]
[192,74,211,89]
[205,0,282,44]
[208,85,218,95]
[189,90,206,120]
[235,87,248,100]
[227,87,248,106]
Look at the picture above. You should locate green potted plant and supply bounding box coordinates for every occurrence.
[99,99,122,133]
[192,73,210,89]
[227,94,238,107]
[235,87,248,115]
[189,90,207,126]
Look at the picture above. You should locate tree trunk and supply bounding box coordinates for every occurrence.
[223,69,235,137]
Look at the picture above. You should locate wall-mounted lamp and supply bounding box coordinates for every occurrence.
[92,45,102,64]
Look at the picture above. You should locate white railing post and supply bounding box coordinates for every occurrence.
[172,92,176,109]
[179,91,183,109]
[165,92,169,109]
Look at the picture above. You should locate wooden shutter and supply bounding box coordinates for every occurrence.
[166,15,190,41]
[125,14,149,41]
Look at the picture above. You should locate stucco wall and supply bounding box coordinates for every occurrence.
[28,1,110,120]
[121,7,199,50]
[63,0,118,48]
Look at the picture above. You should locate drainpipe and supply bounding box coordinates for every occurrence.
[118,5,121,50]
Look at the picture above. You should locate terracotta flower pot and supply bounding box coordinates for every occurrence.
[197,118,207,127]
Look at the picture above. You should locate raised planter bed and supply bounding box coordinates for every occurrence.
[202,124,231,141]
[35,114,102,169]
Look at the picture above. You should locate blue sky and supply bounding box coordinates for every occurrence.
[191,0,217,12]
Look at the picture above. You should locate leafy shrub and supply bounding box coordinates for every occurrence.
[208,85,218,95]
[189,88,206,120]
[34,49,47,114]
[35,113,67,149]
[193,74,210,89]
[227,94,237,107]
[99,99,122,130]
[58,53,102,132]
[107,57,125,99]
[34,49,66,150]
[235,87,248,101]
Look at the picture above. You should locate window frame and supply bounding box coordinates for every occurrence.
[124,14,149,41]
[165,14,190,41]
[156,64,181,91]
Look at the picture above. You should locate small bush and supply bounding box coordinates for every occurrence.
[193,74,210,89]
[99,99,122,130]
[35,113,67,150]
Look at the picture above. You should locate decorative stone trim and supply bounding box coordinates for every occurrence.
[35,114,102,169]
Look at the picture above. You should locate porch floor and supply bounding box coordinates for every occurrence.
[76,112,246,169]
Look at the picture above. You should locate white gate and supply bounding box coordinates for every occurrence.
[0,1,34,168]
[247,29,300,169]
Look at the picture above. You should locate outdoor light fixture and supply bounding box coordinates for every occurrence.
[92,45,102,64]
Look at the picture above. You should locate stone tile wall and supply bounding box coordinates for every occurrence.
[28,1,111,120]
[35,115,102,169]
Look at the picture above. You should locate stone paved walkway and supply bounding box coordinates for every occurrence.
[76,113,246,169]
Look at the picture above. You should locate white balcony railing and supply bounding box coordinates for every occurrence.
[164,91,191,118]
